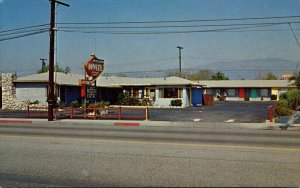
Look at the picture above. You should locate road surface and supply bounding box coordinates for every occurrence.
[0,123,299,187]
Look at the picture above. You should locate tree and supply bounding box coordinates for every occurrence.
[187,70,213,80]
[37,64,71,74]
[289,71,300,89]
[255,72,277,80]
[265,72,278,80]
[211,71,229,80]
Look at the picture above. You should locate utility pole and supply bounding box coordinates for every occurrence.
[40,58,47,71]
[177,46,183,77]
[48,0,69,121]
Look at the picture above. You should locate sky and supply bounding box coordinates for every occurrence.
[1,0,300,79]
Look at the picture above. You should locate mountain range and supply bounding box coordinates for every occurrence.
[114,58,300,80]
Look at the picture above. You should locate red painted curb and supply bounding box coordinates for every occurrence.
[0,120,33,124]
[114,122,140,126]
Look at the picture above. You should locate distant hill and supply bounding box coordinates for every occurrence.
[109,58,300,80]
[192,58,300,80]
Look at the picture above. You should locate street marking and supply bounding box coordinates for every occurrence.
[193,119,202,122]
[2,134,300,152]
[225,119,235,123]
[114,122,140,126]
[0,120,32,124]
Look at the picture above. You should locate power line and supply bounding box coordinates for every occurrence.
[0,29,48,41]
[0,27,49,37]
[57,15,300,25]
[58,21,300,29]
[0,24,49,33]
[59,23,284,35]
[288,22,300,49]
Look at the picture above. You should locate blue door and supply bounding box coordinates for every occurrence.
[192,87,203,107]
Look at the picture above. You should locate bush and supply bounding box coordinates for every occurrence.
[279,92,288,100]
[117,93,141,106]
[276,99,292,116]
[140,98,153,106]
[286,90,300,110]
[58,101,65,109]
[244,96,250,101]
[88,101,110,108]
[171,99,182,106]
[68,100,79,107]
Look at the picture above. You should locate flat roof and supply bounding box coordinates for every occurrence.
[14,72,200,87]
[199,80,296,88]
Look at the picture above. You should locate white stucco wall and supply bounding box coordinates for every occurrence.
[16,83,48,105]
[154,86,190,107]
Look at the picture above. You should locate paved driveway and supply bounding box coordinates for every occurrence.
[149,101,275,123]
[0,101,275,123]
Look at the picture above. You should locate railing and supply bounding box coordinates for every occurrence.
[27,106,149,120]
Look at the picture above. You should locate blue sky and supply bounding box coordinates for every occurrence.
[1,0,300,78]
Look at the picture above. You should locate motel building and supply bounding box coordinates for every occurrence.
[0,72,297,110]
[1,72,202,110]
[200,80,296,101]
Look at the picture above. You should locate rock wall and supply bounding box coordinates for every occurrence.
[1,73,25,110]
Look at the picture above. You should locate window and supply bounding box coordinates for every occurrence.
[159,88,183,98]
[260,89,269,97]
[133,89,139,98]
[228,89,236,97]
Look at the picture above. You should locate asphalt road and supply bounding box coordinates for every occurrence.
[0,123,299,187]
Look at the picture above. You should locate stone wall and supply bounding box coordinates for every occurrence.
[1,73,25,110]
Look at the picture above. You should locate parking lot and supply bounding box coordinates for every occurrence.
[0,101,275,123]
[149,101,275,123]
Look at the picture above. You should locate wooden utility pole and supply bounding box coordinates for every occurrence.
[48,0,69,121]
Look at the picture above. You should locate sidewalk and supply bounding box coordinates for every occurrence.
[0,117,299,131]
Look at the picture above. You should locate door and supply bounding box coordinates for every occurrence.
[239,89,245,98]
[192,87,203,107]
[251,89,257,98]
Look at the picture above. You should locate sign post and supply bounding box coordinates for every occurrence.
[79,54,105,107]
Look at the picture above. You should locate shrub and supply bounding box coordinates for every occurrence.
[88,101,110,108]
[286,90,300,110]
[117,93,141,106]
[171,99,182,106]
[140,98,152,106]
[279,92,288,100]
[58,101,66,109]
[68,100,79,107]
[219,95,225,101]
[244,96,250,101]
[276,99,292,116]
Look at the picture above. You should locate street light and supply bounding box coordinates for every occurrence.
[177,46,183,77]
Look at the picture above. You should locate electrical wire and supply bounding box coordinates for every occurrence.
[58,23,284,35]
[58,21,300,29]
[0,29,49,41]
[0,24,49,33]
[57,15,300,25]
[288,22,300,49]
[0,27,49,37]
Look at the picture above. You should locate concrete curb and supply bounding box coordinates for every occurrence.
[0,118,299,131]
